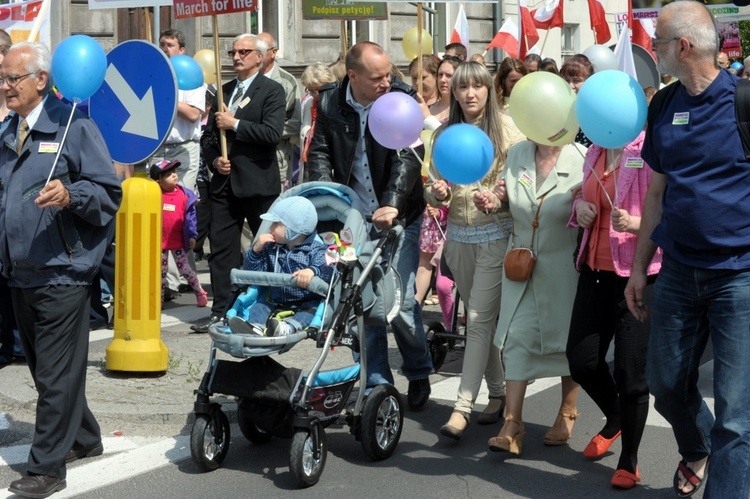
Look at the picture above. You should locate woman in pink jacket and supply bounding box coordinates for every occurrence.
[565,131,661,490]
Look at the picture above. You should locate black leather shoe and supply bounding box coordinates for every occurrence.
[9,474,66,498]
[65,442,104,463]
[163,288,180,302]
[190,314,223,333]
[407,378,431,410]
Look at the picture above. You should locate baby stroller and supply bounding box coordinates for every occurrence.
[190,182,405,488]
[425,253,467,371]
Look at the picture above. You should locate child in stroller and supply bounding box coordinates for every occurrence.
[190,182,405,488]
[228,196,334,337]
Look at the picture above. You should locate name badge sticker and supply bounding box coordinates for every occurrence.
[163,203,176,212]
[625,158,644,169]
[38,142,59,154]
[519,172,534,189]
[672,112,690,125]
[238,97,251,109]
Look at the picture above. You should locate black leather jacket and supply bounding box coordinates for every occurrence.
[305,75,425,226]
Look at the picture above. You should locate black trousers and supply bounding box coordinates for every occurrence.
[12,284,101,479]
[207,180,276,315]
[195,178,211,254]
[567,266,652,407]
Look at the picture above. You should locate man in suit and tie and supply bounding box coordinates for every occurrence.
[193,33,286,332]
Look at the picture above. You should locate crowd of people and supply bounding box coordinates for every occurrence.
[0,0,749,497]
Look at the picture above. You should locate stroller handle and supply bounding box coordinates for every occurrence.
[230,269,330,297]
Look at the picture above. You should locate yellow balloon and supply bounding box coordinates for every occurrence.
[420,129,435,178]
[509,72,578,146]
[402,28,434,61]
[193,49,217,85]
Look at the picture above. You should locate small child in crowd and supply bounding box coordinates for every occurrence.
[230,196,333,336]
[151,160,208,307]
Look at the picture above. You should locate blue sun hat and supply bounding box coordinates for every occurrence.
[260,196,318,241]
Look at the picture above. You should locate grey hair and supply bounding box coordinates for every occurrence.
[232,33,267,56]
[10,41,53,92]
[661,0,719,60]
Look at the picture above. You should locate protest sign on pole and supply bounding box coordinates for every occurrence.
[172,0,258,158]
[0,0,51,46]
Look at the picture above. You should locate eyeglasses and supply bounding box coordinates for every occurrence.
[651,36,694,48]
[227,49,257,58]
[0,72,36,87]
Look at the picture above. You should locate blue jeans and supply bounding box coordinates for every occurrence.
[247,300,317,332]
[648,254,750,498]
[365,218,433,386]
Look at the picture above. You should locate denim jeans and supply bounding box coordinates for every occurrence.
[365,218,433,386]
[247,300,317,332]
[648,254,750,498]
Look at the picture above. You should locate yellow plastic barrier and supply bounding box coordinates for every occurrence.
[106,172,168,371]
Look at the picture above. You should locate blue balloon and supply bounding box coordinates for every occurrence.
[51,35,107,103]
[575,70,648,149]
[171,55,203,90]
[433,124,494,185]
[731,61,744,72]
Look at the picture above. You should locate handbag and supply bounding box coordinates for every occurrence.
[503,193,547,282]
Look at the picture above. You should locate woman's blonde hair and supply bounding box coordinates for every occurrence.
[301,62,336,90]
[442,61,506,186]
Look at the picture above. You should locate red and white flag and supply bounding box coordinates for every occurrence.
[531,0,564,30]
[519,0,540,59]
[633,17,655,57]
[450,4,470,54]
[587,0,611,45]
[487,17,519,59]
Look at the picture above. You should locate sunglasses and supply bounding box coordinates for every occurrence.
[227,49,258,58]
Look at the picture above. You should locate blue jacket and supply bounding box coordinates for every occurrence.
[243,232,333,304]
[0,95,122,287]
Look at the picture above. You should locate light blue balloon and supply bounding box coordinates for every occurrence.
[433,124,494,185]
[51,35,107,103]
[171,54,203,90]
[576,70,648,149]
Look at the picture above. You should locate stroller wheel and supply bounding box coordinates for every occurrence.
[360,384,403,461]
[426,322,448,372]
[289,421,327,488]
[190,408,231,472]
[237,399,273,444]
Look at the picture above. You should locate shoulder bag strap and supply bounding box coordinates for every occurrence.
[528,192,548,251]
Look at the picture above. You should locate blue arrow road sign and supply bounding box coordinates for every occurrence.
[90,40,177,165]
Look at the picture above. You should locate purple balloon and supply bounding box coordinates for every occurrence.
[368,92,424,150]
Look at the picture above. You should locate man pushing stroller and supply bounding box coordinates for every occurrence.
[230,196,334,336]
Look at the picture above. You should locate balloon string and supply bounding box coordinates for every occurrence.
[45,100,77,187]
[574,145,615,211]
[409,147,436,182]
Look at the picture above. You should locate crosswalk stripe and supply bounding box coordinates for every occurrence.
[0,436,189,499]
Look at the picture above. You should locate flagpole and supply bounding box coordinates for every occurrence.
[417,2,423,97]
[212,15,227,158]
[27,0,50,43]
[540,29,550,54]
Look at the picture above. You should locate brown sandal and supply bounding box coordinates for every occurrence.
[488,417,525,455]
[543,411,579,446]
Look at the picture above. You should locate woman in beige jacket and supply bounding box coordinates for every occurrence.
[426,61,524,440]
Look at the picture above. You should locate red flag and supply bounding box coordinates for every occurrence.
[487,18,519,59]
[531,0,564,30]
[587,0,611,45]
[519,0,540,59]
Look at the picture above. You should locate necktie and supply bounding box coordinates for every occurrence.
[230,82,244,112]
[16,118,28,154]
